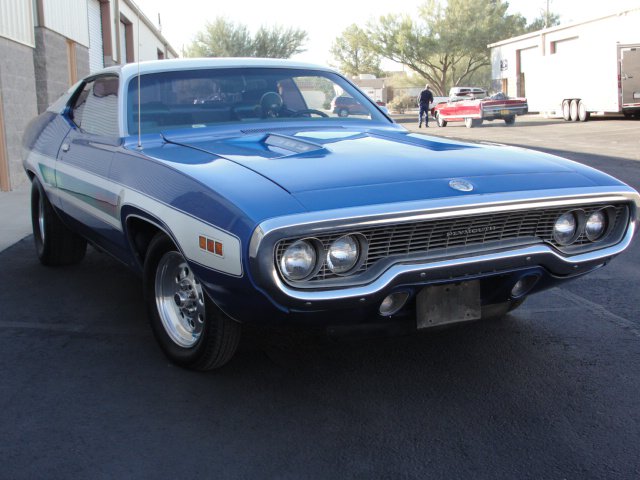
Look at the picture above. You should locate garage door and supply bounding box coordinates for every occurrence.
[88,0,103,72]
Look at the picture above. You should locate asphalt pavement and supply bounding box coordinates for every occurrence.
[1,115,639,478]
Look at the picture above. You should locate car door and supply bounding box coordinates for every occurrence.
[57,75,123,250]
[439,96,462,118]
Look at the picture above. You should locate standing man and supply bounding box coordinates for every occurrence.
[417,84,434,128]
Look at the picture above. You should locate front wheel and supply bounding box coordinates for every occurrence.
[30,177,87,266]
[436,112,447,127]
[337,108,349,117]
[144,234,241,371]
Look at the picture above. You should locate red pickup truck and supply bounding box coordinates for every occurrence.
[432,87,528,128]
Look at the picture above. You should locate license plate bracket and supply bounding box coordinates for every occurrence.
[500,109,510,115]
[416,281,481,329]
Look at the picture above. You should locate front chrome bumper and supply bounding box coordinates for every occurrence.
[249,187,640,310]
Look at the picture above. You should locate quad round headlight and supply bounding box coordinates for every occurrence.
[585,210,607,241]
[553,211,578,245]
[326,235,360,274]
[280,240,317,281]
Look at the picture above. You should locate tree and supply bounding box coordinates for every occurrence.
[526,11,561,32]
[253,25,308,58]
[185,17,307,58]
[366,0,529,95]
[331,24,383,77]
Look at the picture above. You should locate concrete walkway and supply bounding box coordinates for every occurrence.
[0,186,31,253]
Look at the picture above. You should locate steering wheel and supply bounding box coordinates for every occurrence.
[290,109,329,118]
[260,92,283,118]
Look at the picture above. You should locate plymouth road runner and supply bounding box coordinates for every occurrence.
[22,59,639,370]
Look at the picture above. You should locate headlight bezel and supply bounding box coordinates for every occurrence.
[552,210,581,246]
[326,233,368,276]
[278,238,322,282]
[585,208,609,242]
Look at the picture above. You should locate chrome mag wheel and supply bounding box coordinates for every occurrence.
[155,251,206,348]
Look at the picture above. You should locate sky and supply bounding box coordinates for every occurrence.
[134,0,640,68]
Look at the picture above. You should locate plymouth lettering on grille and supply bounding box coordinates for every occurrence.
[446,225,498,237]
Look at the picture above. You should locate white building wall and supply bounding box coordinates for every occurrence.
[119,1,173,62]
[42,0,89,46]
[0,0,34,47]
[490,8,640,114]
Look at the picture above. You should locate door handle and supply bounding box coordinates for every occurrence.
[61,143,70,152]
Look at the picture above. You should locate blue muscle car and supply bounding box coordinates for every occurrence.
[22,58,640,370]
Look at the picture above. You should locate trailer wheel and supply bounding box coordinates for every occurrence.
[562,100,571,121]
[577,100,590,122]
[569,99,579,121]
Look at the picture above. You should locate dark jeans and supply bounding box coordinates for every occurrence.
[419,104,430,125]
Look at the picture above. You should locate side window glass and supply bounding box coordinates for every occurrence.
[71,82,91,127]
[71,76,120,137]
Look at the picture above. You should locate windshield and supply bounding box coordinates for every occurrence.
[126,67,387,134]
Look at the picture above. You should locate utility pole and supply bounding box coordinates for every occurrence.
[545,0,550,28]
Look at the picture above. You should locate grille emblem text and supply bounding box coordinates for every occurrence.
[446,225,497,237]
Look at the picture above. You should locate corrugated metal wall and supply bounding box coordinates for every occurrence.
[42,0,89,46]
[0,0,35,47]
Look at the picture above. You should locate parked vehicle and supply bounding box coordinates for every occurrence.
[489,9,640,121]
[22,58,639,370]
[432,88,528,128]
[331,95,369,117]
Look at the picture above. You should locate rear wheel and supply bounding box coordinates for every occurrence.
[144,234,241,371]
[337,108,349,117]
[436,112,447,127]
[30,177,87,266]
[504,115,516,125]
[562,100,571,121]
[569,99,579,121]
[577,100,590,122]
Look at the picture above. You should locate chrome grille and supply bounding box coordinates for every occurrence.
[275,203,628,283]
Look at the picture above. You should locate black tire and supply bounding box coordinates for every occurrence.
[31,177,87,266]
[436,112,447,127]
[503,115,515,125]
[144,233,241,371]
[338,108,349,117]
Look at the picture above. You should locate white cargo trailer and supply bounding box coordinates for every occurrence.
[489,8,640,121]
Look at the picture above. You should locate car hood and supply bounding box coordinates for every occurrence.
[163,127,621,211]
